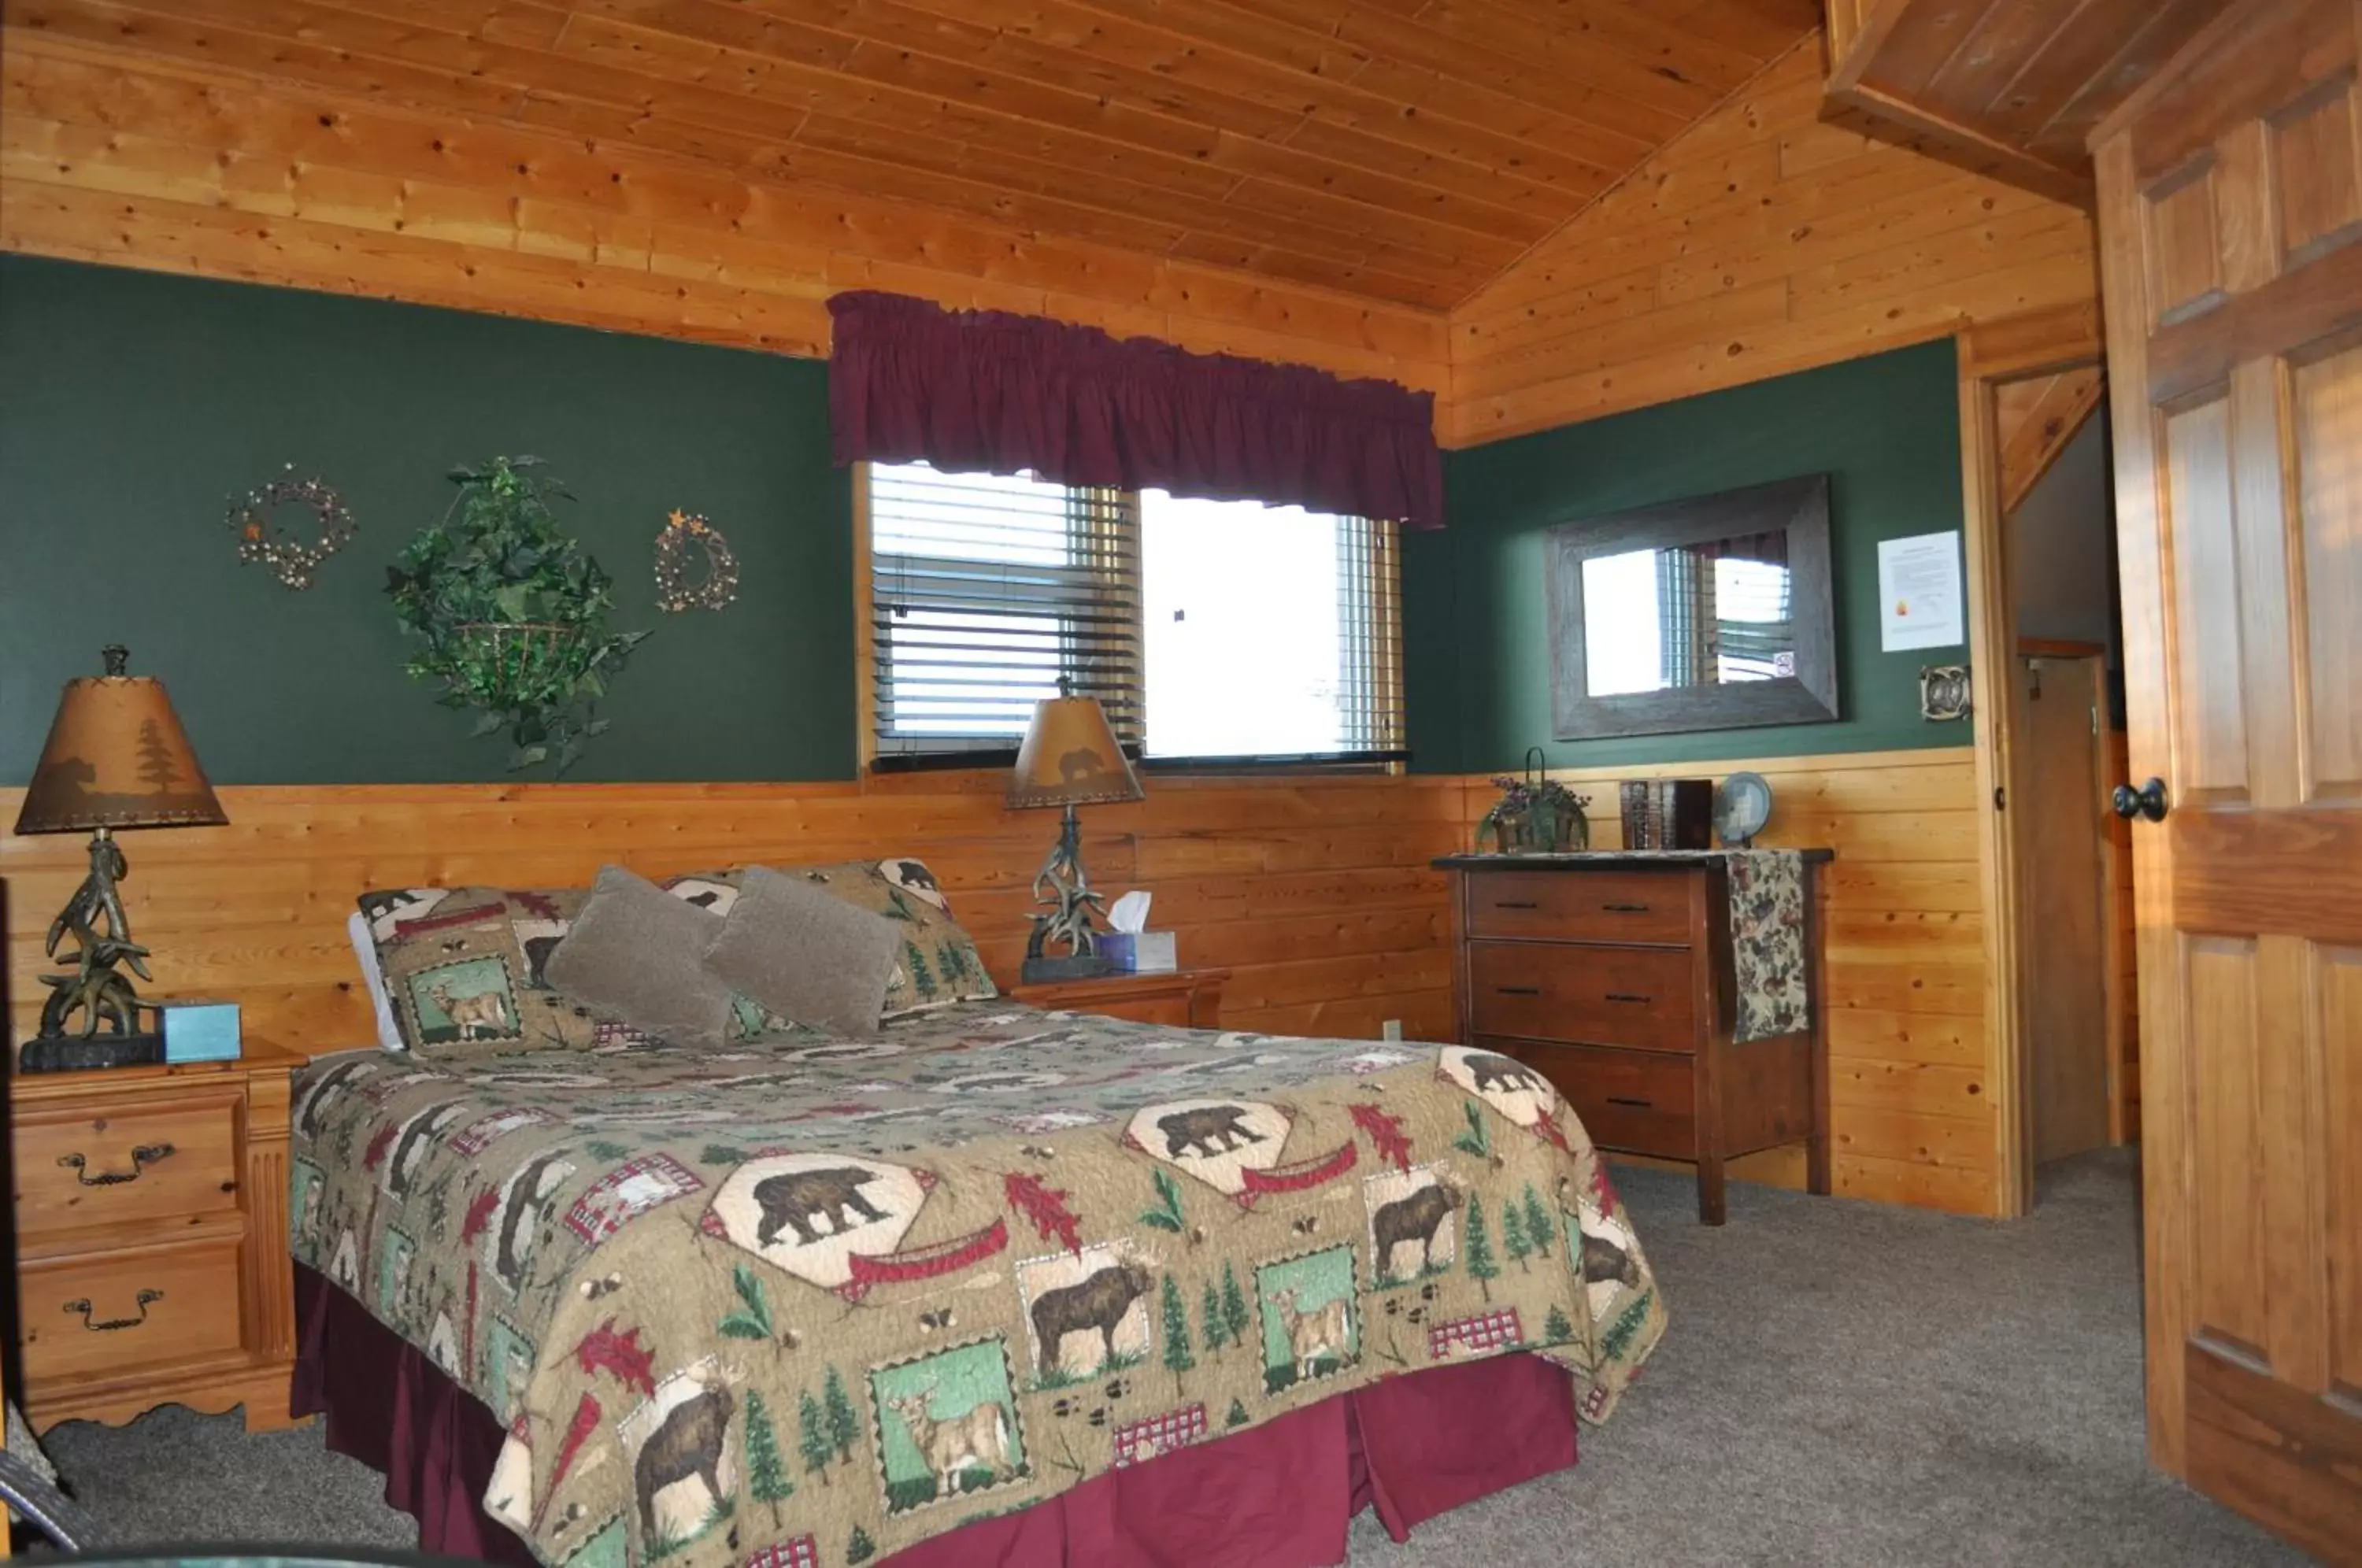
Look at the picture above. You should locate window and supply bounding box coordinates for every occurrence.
[865,463,1405,767]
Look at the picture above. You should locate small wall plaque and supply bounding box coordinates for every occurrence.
[1920,664,1971,722]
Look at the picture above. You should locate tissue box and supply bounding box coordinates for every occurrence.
[1098,931,1178,973]
[158,999,242,1063]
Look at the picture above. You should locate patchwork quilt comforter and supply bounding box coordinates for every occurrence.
[290,1005,1667,1568]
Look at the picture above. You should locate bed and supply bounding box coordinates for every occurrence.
[287,1000,1665,1568]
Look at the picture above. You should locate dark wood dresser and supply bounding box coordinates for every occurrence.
[1434,852,1833,1224]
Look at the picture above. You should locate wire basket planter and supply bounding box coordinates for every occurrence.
[446,621,588,712]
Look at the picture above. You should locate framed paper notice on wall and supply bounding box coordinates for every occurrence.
[1876,531,1964,651]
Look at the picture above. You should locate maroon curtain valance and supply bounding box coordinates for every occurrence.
[827,290,1443,529]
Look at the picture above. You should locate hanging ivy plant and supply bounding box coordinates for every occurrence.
[386,456,650,774]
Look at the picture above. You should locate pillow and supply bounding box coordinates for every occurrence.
[704,866,904,1037]
[546,866,739,1048]
[357,882,790,1049]
[345,911,405,1052]
[668,859,996,1017]
[356,886,616,1052]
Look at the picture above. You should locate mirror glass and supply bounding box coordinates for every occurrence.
[1578,533,1798,697]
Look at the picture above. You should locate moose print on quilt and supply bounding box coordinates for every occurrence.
[287,1001,1665,1568]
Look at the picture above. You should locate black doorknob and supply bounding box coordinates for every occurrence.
[2112,777,2168,823]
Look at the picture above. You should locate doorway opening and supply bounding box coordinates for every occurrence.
[1957,306,2140,1215]
[2003,409,2136,1174]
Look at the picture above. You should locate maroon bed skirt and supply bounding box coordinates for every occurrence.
[293,1264,1576,1568]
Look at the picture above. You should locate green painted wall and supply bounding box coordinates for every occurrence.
[0,257,854,786]
[1405,339,1968,775]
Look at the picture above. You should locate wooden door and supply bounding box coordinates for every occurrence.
[2094,0,2362,1556]
[2012,652,2114,1165]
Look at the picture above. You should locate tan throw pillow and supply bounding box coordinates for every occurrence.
[659,861,995,1015]
[781,858,998,1015]
[545,867,738,1048]
[702,866,903,1037]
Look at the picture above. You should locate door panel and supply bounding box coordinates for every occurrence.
[2328,946,2362,1396]
[2094,0,2362,1554]
[2271,80,2362,258]
[2160,394,2249,796]
[2293,342,2362,791]
[2186,935,2268,1358]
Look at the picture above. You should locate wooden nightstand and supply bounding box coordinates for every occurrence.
[1006,967,1227,1029]
[8,1038,305,1433]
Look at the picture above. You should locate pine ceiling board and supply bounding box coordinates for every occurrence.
[1246,0,1711,137]
[502,0,1575,247]
[1918,0,2074,122]
[76,0,1512,290]
[1069,0,1657,171]
[910,0,1617,199]
[1971,0,2117,145]
[1654,0,1830,60]
[1825,0,2236,198]
[1414,0,1771,98]
[2027,0,2231,163]
[1,0,1823,312]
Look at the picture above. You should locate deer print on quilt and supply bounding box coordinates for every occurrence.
[289,1008,1664,1568]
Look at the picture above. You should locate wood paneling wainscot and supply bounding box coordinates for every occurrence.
[1,774,1473,1056]
[1447,39,2102,446]
[1461,749,1997,1215]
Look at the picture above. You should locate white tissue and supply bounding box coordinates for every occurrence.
[1109,890,1153,934]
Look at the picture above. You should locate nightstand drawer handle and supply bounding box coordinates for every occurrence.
[57,1143,176,1185]
[1605,993,1651,1004]
[1493,899,1541,909]
[64,1289,162,1332]
[1494,985,1542,997]
[1605,1095,1653,1109]
[1601,902,1651,913]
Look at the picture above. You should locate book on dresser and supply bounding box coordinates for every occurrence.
[1432,851,1834,1225]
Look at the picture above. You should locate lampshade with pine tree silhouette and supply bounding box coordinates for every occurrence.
[13,646,227,835]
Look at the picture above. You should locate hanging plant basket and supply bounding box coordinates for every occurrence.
[447,621,587,712]
[387,457,650,774]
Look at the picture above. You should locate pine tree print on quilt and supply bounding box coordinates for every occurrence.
[285,1005,1668,1568]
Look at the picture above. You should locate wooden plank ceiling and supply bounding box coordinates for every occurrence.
[0,0,1820,311]
[1826,0,2236,200]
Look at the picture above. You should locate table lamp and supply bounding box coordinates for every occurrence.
[1009,683,1142,982]
[13,645,227,1071]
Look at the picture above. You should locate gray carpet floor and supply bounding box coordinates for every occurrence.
[40,1150,2307,1566]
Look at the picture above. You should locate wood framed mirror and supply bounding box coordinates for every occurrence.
[1546,474,1839,740]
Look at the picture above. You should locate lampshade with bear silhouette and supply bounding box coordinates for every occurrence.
[1006,690,1142,811]
[16,645,226,835]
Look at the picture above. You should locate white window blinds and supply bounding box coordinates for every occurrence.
[868,463,1140,758]
[865,463,1405,767]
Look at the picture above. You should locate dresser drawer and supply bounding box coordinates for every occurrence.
[1468,942,1697,1050]
[18,1236,246,1382]
[1462,871,1694,945]
[1498,1041,1697,1159]
[13,1093,242,1235]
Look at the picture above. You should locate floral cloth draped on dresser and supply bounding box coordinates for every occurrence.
[1725,849,1809,1042]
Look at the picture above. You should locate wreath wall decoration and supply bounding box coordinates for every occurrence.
[653,508,739,613]
[225,465,358,590]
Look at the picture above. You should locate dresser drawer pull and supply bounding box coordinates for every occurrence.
[1494,985,1543,997]
[1601,902,1653,913]
[1492,899,1541,909]
[63,1289,163,1333]
[1605,1095,1654,1109]
[1605,993,1652,1004]
[57,1143,176,1186]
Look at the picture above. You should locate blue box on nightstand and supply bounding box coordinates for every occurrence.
[157,999,242,1063]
